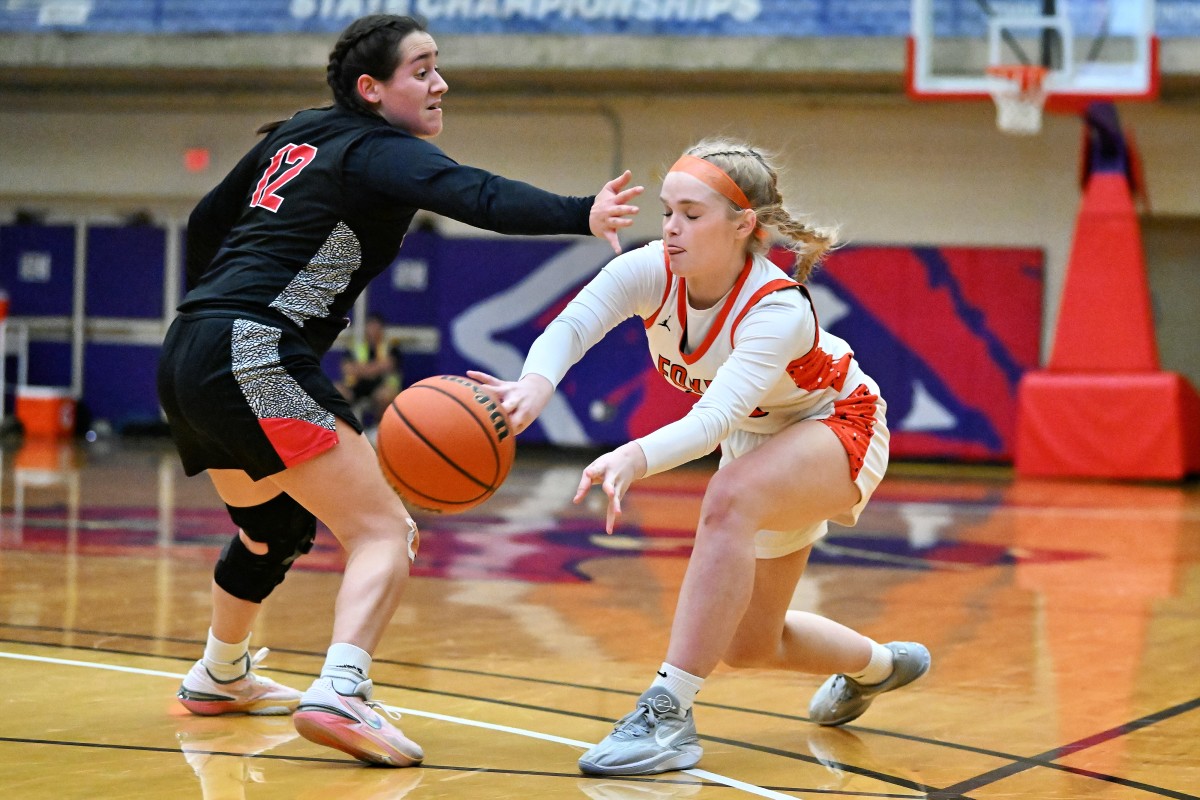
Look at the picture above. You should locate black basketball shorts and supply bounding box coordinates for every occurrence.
[157,311,362,480]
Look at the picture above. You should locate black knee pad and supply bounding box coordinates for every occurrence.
[214,492,317,603]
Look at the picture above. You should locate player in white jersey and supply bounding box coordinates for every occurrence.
[471,139,930,776]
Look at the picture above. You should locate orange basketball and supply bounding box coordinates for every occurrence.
[376,375,515,513]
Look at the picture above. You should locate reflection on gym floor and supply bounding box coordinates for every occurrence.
[1,435,1198,799]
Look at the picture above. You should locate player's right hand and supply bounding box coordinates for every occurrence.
[467,371,553,435]
[589,170,643,254]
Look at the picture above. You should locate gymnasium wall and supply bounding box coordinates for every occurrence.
[1,70,1198,459]
[2,94,1197,350]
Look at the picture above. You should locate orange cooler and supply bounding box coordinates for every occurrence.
[15,386,76,438]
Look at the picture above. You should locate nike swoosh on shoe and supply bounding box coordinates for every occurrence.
[654,726,691,748]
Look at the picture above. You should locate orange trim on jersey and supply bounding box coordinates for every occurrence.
[728,277,800,345]
[678,255,753,365]
[819,384,878,481]
[643,245,675,329]
[669,154,751,209]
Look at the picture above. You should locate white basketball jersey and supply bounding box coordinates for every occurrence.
[520,239,883,477]
[642,242,876,436]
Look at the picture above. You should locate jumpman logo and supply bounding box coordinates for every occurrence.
[658,316,671,331]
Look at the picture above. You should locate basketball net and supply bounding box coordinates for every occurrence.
[986,65,1050,135]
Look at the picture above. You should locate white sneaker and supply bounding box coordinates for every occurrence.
[293,677,423,767]
[578,687,702,776]
[808,642,931,726]
[176,648,301,716]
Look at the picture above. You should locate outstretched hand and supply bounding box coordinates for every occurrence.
[573,441,648,534]
[589,170,643,254]
[466,371,554,435]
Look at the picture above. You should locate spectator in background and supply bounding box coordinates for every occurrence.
[338,312,403,426]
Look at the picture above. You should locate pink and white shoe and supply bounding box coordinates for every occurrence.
[177,648,302,716]
[293,677,423,767]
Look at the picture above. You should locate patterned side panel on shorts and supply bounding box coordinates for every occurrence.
[820,384,879,481]
[232,318,338,467]
[269,221,361,326]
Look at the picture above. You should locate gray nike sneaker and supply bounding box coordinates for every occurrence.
[578,687,703,776]
[808,641,931,727]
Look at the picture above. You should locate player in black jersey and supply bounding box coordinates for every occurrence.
[158,13,642,766]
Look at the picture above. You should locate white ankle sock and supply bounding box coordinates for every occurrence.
[653,662,704,711]
[847,640,894,685]
[321,643,372,695]
[202,628,251,682]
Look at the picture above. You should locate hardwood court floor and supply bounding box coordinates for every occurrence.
[1,435,1198,800]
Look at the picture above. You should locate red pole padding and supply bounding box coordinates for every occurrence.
[1047,171,1159,372]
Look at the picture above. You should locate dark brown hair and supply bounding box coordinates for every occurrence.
[327,14,428,115]
[257,15,428,136]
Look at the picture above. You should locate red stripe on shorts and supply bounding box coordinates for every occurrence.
[819,384,879,481]
[258,417,339,469]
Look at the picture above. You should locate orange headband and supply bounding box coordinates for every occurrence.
[668,154,751,210]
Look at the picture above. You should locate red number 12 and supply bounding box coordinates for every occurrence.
[250,143,318,213]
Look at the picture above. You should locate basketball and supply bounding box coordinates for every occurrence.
[376,374,516,513]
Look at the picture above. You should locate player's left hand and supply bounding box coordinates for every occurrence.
[589,170,643,254]
[573,441,648,534]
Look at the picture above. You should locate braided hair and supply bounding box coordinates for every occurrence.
[255,15,426,135]
[685,138,839,282]
[327,14,427,116]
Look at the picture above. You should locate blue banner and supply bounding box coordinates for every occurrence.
[393,231,1042,462]
[2,1,1197,37]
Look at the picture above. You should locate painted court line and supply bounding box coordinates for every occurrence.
[0,650,800,800]
[385,705,800,800]
[0,651,183,679]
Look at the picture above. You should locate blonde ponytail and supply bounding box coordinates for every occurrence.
[685,138,839,281]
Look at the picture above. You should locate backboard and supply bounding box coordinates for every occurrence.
[908,0,1159,110]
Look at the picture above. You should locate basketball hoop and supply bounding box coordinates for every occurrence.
[986,65,1050,135]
